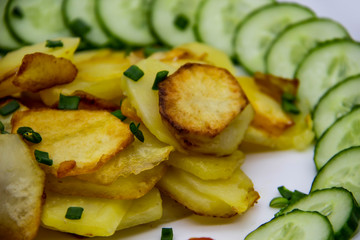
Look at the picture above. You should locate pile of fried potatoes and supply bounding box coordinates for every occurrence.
[0,37,314,239]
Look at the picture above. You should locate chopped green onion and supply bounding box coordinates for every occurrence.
[112,109,127,121]
[0,121,8,134]
[281,93,300,114]
[17,127,42,143]
[12,6,23,18]
[143,46,170,58]
[282,92,297,102]
[130,122,144,142]
[269,197,289,208]
[65,206,84,220]
[174,14,189,30]
[34,150,53,166]
[123,65,144,81]
[45,39,64,48]
[0,100,20,116]
[277,186,293,199]
[69,18,91,37]
[161,228,173,240]
[152,70,169,90]
[58,94,80,110]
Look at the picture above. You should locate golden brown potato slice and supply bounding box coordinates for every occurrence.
[167,150,244,180]
[11,109,133,178]
[45,164,167,200]
[0,134,45,240]
[158,63,248,153]
[157,167,259,218]
[77,124,174,185]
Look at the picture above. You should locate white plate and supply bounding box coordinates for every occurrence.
[36,1,360,239]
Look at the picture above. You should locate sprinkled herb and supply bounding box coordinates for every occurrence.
[161,228,173,240]
[45,39,64,48]
[17,127,42,143]
[0,100,20,116]
[0,121,8,134]
[34,150,53,166]
[269,197,289,208]
[281,92,300,114]
[112,109,127,121]
[65,207,84,220]
[69,18,91,37]
[271,186,307,217]
[152,70,169,90]
[12,6,23,18]
[174,14,189,30]
[143,46,170,58]
[58,94,80,110]
[123,65,144,81]
[130,122,144,142]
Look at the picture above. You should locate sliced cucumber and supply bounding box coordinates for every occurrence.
[245,210,334,240]
[313,74,360,139]
[149,0,202,47]
[0,0,23,52]
[266,18,350,79]
[314,107,360,170]
[195,0,273,57]
[234,2,315,74]
[280,188,360,240]
[62,0,113,48]
[95,0,156,47]
[312,146,360,206]
[5,0,71,45]
[296,40,360,111]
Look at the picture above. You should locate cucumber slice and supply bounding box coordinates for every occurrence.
[245,210,334,240]
[95,0,156,47]
[62,0,113,48]
[314,107,360,170]
[312,146,360,207]
[234,2,315,74]
[266,18,350,79]
[195,0,273,57]
[5,0,72,45]
[280,188,360,240]
[296,40,360,111]
[0,0,23,52]
[149,0,202,47]
[313,74,360,139]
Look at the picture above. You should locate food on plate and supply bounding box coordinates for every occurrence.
[0,134,45,240]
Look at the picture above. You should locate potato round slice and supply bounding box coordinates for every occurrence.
[158,63,249,153]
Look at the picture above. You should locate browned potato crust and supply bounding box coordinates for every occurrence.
[158,63,248,149]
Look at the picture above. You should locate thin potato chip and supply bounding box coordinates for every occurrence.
[45,164,167,200]
[11,109,133,178]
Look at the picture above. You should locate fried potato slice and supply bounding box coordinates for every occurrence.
[0,134,45,240]
[45,164,167,200]
[157,167,259,218]
[41,191,131,237]
[0,37,80,82]
[77,124,174,185]
[167,150,244,180]
[11,109,133,178]
[158,63,250,154]
[117,188,162,230]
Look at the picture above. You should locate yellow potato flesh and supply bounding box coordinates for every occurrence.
[41,191,131,237]
[167,150,244,180]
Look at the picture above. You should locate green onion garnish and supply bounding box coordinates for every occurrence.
[269,197,289,208]
[174,14,189,30]
[281,92,300,114]
[161,228,173,240]
[0,121,8,134]
[12,6,23,18]
[45,39,64,48]
[152,70,169,90]
[123,65,144,81]
[69,18,91,37]
[112,109,127,121]
[143,46,170,58]
[130,122,144,142]
[34,150,53,166]
[65,206,84,220]
[58,94,80,110]
[0,100,20,116]
[17,127,42,143]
